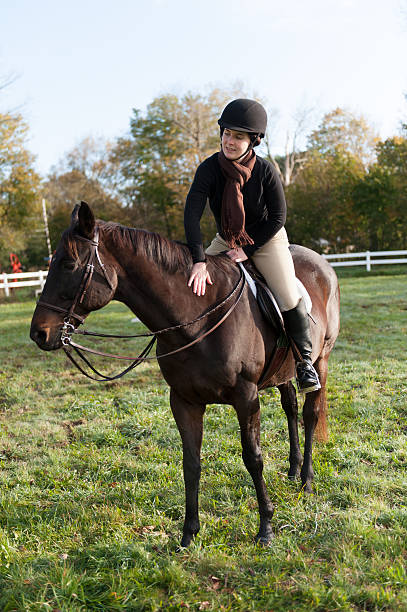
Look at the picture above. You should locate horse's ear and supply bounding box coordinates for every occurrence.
[71,201,95,239]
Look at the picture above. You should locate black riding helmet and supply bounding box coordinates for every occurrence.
[218,99,267,144]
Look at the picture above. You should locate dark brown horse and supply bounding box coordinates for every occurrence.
[30,202,340,547]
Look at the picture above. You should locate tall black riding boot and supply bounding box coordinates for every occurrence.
[282,299,321,393]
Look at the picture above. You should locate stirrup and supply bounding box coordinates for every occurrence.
[295,361,321,394]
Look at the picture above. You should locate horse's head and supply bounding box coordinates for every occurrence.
[30,201,117,350]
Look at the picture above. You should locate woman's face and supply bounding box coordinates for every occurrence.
[221,128,251,161]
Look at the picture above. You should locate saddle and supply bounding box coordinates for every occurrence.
[239,261,312,388]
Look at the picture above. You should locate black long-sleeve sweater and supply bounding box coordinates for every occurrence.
[184,153,287,263]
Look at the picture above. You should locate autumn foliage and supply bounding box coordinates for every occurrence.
[1,90,407,270]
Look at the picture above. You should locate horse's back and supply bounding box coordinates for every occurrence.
[290,244,336,285]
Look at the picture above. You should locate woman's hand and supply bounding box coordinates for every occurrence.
[188,262,213,296]
[226,248,248,263]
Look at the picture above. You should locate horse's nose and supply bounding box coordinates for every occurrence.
[30,325,50,348]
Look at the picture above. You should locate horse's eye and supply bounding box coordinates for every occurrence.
[61,261,76,271]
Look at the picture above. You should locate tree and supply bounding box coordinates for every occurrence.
[285,108,379,251]
[264,106,315,187]
[0,112,40,269]
[307,107,378,168]
[286,148,365,251]
[353,136,407,250]
[42,138,123,250]
[109,87,252,241]
[54,136,117,198]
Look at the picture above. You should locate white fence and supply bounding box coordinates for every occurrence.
[0,270,48,297]
[322,250,407,271]
[0,250,406,297]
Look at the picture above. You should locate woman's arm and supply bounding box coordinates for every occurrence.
[184,160,215,294]
[242,164,287,257]
[184,160,213,263]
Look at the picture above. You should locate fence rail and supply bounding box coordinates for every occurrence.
[322,250,407,271]
[1,250,406,296]
[0,270,48,297]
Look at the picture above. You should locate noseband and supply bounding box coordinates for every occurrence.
[37,227,246,381]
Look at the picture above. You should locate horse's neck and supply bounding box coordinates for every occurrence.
[106,234,206,332]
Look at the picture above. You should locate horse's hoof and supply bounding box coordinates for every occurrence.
[179,533,194,548]
[300,482,314,495]
[176,544,189,553]
[254,531,273,547]
[288,470,300,481]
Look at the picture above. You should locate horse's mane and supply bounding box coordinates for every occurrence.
[62,220,232,276]
[101,221,194,274]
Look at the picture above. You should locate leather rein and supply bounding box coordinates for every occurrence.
[37,228,246,381]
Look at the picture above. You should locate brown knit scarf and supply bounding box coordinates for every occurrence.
[218,149,256,249]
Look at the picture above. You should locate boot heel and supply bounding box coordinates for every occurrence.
[296,380,321,394]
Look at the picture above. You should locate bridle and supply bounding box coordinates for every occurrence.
[38,228,114,326]
[37,228,246,382]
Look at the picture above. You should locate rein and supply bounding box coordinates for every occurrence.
[38,228,246,382]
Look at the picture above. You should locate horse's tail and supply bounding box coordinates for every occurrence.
[314,273,340,444]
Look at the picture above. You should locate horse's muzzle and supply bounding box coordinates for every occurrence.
[30,322,62,351]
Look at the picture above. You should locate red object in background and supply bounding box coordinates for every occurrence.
[9,253,23,275]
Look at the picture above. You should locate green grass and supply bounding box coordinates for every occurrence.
[0,272,406,611]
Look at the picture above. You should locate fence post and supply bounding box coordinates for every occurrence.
[2,273,10,297]
[39,270,45,290]
[366,251,371,272]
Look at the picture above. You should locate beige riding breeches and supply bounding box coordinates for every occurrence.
[205,227,300,312]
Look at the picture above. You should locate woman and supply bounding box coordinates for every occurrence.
[184,98,320,393]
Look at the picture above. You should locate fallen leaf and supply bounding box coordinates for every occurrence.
[210,575,221,590]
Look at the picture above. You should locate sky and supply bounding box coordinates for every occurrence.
[1,0,407,175]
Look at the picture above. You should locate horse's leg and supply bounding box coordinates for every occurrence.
[278,381,303,480]
[170,388,205,548]
[235,394,274,545]
[300,353,329,492]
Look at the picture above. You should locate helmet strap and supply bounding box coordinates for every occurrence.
[234,144,253,161]
[220,129,260,162]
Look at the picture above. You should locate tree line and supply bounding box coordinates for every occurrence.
[1,85,407,270]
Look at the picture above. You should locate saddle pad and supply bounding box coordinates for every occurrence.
[238,263,312,315]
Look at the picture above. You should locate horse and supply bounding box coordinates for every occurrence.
[30,201,340,547]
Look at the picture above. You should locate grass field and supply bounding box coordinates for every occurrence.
[0,268,406,611]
